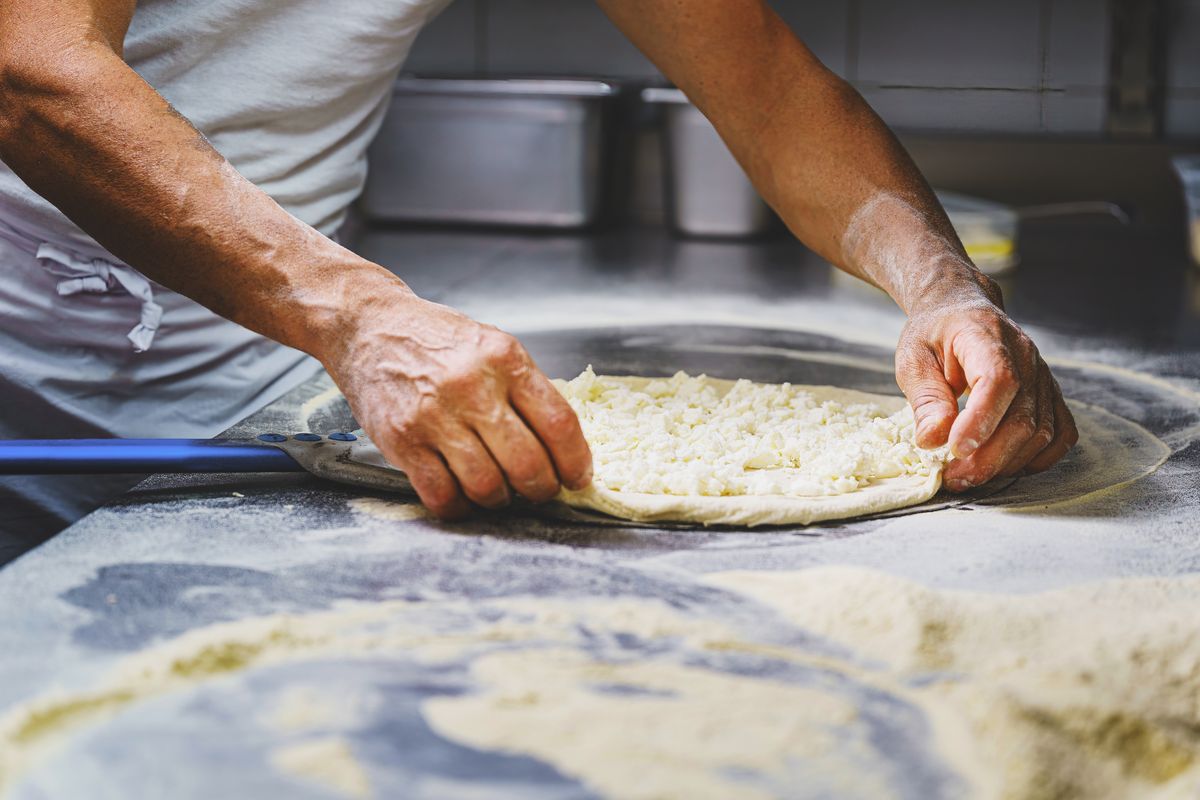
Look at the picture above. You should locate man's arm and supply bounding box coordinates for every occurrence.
[599,0,1077,488]
[0,0,592,516]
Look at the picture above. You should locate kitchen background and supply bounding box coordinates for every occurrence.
[369,0,1200,238]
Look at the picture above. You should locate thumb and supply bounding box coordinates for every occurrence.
[896,342,959,448]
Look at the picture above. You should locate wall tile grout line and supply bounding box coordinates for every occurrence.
[845,0,860,84]
[1038,0,1053,131]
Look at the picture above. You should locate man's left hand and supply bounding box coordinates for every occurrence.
[894,284,1078,491]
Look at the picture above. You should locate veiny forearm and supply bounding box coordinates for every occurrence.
[599,0,997,316]
[0,37,404,358]
[740,61,998,315]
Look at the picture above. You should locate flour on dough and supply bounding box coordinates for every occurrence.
[553,368,946,526]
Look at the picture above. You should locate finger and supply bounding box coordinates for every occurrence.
[946,343,1021,459]
[944,390,1038,490]
[510,371,593,490]
[895,342,960,448]
[438,428,511,509]
[474,407,562,503]
[398,447,470,520]
[998,360,1056,477]
[1025,379,1079,474]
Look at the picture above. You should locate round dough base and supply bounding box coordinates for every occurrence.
[555,375,944,527]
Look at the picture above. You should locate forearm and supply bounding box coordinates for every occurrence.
[739,59,997,315]
[0,36,403,359]
[601,1,996,316]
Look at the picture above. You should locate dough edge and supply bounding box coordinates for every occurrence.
[554,375,944,527]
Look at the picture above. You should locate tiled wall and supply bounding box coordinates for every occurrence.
[406,0,1200,138]
[1167,0,1200,137]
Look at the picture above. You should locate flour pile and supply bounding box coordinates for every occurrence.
[553,368,947,525]
[710,568,1200,800]
[6,568,1200,799]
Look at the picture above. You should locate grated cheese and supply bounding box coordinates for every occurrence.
[554,367,945,499]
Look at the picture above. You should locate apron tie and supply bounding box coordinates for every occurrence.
[36,243,163,353]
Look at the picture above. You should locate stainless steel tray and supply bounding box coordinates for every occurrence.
[643,87,775,238]
[362,77,621,228]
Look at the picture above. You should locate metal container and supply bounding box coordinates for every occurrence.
[362,78,618,228]
[1173,155,1200,268]
[936,191,1020,276]
[643,87,774,238]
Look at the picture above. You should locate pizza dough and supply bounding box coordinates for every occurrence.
[552,368,948,526]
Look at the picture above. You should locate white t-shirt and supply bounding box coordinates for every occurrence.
[0,0,452,248]
[0,0,452,437]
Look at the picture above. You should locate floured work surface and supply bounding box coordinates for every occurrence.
[0,321,1195,800]
[6,565,1200,800]
[554,368,947,526]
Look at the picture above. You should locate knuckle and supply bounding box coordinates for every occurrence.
[894,344,923,371]
[418,476,456,508]
[981,312,1008,336]
[465,471,506,504]
[509,465,560,501]
[970,463,1001,486]
[560,468,588,490]
[420,485,460,517]
[385,415,426,447]
[1010,413,1038,440]
[980,275,1003,305]
[505,471,540,497]
[1033,423,1055,449]
[481,331,526,368]
[988,362,1019,387]
[522,480,561,503]
[543,406,579,436]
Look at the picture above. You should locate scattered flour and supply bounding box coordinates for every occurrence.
[5,570,1200,799]
[264,685,370,733]
[708,567,1200,800]
[422,649,867,800]
[347,498,429,522]
[298,381,346,433]
[270,736,371,798]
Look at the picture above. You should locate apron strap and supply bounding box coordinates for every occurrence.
[37,243,163,353]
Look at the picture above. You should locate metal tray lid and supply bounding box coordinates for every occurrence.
[641,86,689,104]
[395,76,617,98]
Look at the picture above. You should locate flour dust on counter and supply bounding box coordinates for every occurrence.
[0,572,964,799]
[6,565,1200,799]
[269,736,372,799]
[553,368,948,526]
[706,567,1200,800]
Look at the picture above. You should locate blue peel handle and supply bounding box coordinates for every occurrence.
[0,439,303,475]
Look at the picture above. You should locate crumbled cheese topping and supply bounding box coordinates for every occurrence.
[554,367,945,498]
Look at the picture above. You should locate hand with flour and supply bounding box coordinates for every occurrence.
[0,0,592,521]
[321,287,594,518]
[598,0,1078,491]
[895,278,1078,492]
[845,193,1078,491]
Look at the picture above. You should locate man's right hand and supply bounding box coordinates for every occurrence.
[322,287,593,520]
[3,1,594,519]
